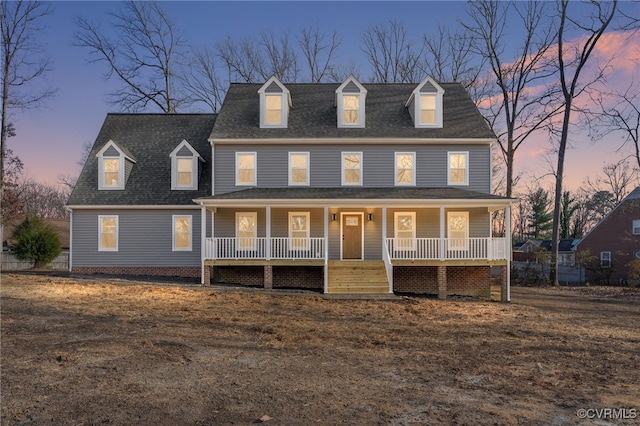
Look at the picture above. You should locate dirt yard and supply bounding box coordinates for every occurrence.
[2,272,639,425]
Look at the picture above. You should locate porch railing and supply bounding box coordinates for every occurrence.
[204,237,325,260]
[386,237,507,261]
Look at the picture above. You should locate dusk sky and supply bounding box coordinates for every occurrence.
[6,1,639,193]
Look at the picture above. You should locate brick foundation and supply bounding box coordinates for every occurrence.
[212,266,264,287]
[72,266,201,279]
[393,266,491,299]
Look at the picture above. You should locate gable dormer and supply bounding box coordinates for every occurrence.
[406,76,445,128]
[258,76,290,128]
[335,76,367,128]
[169,140,205,190]
[96,140,136,190]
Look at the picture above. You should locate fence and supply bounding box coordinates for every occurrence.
[1,251,69,271]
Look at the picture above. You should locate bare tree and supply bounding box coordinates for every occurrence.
[298,26,341,83]
[585,159,637,204]
[361,20,423,83]
[549,0,618,285]
[15,177,69,219]
[217,30,298,83]
[73,1,187,112]
[463,0,561,199]
[181,47,225,112]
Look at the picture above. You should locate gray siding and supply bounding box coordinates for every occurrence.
[386,208,490,238]
[213,208,324,238]
[103,146,120,156]
[72,209,201,267]
[214,144,491,194]
[124,158,134,184]
[176,145,193,156]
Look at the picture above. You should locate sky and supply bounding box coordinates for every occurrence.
[5,0,639,193]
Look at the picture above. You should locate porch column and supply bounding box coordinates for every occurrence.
[439,205,446,260]
[324,206,329,294]
[502,204,512,303]
[437,265,447,299]
[201,205,208,285]
[266,206,271,260]
[264,265,273,289]
[382,206,392,293]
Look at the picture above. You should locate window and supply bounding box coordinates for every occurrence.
[447,211,469,250]
[265,94,282,125]
[394,212,416,250]
[448,152,469,186]
[336,76,366,128]
[103,158,121,187]
[236,212,257,250]
[258,76,289,128]
[176,158,193,187]
[236,153,256,186]
[395,152,415,186]
[600,251,611,268]
[420,94,437,125]
[633,219,640,235]
[170,140,202,190]
[173,215,192,251]
[289,152,309,186]
[289,212,310,250]
[98,215,118,251]
[342,152,362,186]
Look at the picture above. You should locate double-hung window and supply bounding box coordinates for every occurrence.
[600,251,612,268]
[420,94,437,125]
[395,152,415,186]
[173,215,192,251]
[447,211,469,251]
[633,219,640,235]
[98,215,118,251]
[394,212,416,251]
[289,212,310,250]
[176,158,194,187]
[342,152,362,186]
[236,212,257,250]
[236,152,256,186]
[265,94,283,125]
[448,152,469,186]
[289,152,309,186]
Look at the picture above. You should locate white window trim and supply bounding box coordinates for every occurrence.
[98,215,119,252]
[288,152,310,186]
[172,215,192,251]
[170,140,202,191]
[288,212,310,250]
[98,156,124,190]
[336,76,367,128]
[341,152,363,186]
[447,211,469,251]
[448,151,469,186]
[394,211,416,251]
[395,152,416,186]
[633,219,640,235]
[236,212,258,250]
[407,76,444,129]
[236,152,257,186]
[600,251,612,268]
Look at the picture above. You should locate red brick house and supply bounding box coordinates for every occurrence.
[576,187,640,285]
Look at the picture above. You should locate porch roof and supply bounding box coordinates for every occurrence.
[195,187,515,208]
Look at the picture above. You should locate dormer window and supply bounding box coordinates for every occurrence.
[259,76,290,128]
[336,76,366,128]
[96,140,136,190]
[406,76,444,128]
[170,140,204,190]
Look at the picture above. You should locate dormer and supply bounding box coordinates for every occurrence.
[335,75,367,128]
[169,140,205,190]
[406,76,445,128]
[258,76,290,128]
[96,140,136,190]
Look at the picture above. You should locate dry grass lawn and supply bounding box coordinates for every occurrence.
[1,272,639,425]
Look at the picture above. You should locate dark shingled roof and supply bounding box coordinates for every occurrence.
[68,114,216,206]
[196,187,511,202]
[210,82,496,140]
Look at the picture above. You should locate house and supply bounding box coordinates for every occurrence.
[67,76,516,300]
[513,239,579,266]
[576,187,640,285]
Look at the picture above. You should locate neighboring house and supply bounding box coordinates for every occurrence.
[67,76,516,300]
[576,187,640,285]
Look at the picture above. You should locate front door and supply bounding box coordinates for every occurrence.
[342,213,363,259]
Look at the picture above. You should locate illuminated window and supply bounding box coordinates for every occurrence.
[236,212,257,250]
[342,152,362,186]
[98,215,118,251]
[265,94,282,125]
[176,158,193,187]
[103,158,120,187]
[448,152,469,186]
[289,152,309,186]
[170,140,202,190]
[447,211,469,251]
[259,76,289,128]
[173,215,192,251]
[407,76,444,128]
[343,95,359,124]
[336,76,366,128]
[395,152,415,186]
[289,212,310,250]
[420,94,437,125]
[236,152,256,186]
[394,212,416,250]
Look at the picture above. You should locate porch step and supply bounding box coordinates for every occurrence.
[327,261,390,294]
